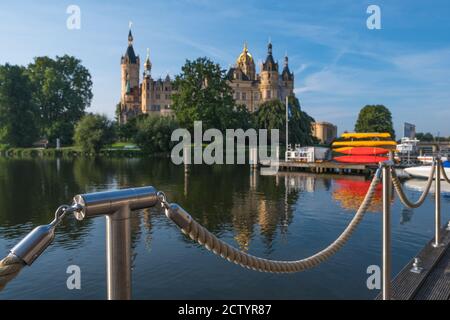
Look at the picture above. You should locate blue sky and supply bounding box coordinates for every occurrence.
[1,0,450,135]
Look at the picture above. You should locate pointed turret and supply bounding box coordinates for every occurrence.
[281,54,293,81]
[144,48,152,77]
[262,40,277,72]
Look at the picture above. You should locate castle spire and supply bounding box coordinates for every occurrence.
[268,37,272,55]
[144,48,152,75]
[128,21,133,45]
[284,53,288,67]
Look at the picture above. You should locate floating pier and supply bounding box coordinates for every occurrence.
[376,225,450,300]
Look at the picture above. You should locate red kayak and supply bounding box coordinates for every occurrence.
[334,147,389,155]
[334,155,389,164]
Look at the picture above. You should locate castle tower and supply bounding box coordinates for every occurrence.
[281,54,294,101]
[120,25,140,123]
[141,48,152,113]
[236,42,256,80]
[259,41,279,101]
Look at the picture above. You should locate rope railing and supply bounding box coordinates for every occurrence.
[391,160,436,208]
[440,161,450,184]
[159,168,381,273]
[0,254,24,291]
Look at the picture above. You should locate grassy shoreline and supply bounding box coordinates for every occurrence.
[0,146,155,158]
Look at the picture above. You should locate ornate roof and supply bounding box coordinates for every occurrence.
[262,42,278,72]
[236,42,254,65]
[123,29,138,64]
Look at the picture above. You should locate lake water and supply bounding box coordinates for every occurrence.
[0,157,449,299]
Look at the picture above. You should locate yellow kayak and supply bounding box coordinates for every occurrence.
[332,140,397,148]
[340,132,392,139]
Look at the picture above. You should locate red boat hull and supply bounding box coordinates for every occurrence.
[334,147,389,155]
[334,155,389,164]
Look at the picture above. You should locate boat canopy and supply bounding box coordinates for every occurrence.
[340,132,391,139]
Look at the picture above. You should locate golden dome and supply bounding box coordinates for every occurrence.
[236,42,254,65]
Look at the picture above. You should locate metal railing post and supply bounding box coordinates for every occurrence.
[382,163,392,300]
[433,159,442,247]
[73,186,158,300]
[106,205,132,300]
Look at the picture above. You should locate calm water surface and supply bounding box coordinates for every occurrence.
[0,157,449,299]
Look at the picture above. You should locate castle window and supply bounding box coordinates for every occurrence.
[254,92,259,100]
[266,90,271,99]
[165,94,170,99]
[242,92,246,101]
[156,94,160,99]
[235,92,240,100]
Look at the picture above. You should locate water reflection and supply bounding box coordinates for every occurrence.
[0,157,447,299]
[332,177,383,212]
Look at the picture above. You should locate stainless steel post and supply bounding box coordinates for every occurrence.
[73,186,159,300]
[106,205,131,300]
[433,159,441,247]
[382,164,392,300]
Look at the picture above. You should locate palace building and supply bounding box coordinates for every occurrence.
[119,28,294,124]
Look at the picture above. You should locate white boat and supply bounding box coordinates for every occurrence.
[404,161,450,179]
[404,179,450,194]
[417,155,448,164]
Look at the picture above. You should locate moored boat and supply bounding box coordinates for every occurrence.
[334,155,389,164]
[334,147,389,155]
[404,161,450,179]
[332,140,397,148]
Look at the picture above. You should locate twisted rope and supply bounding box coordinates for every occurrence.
[165,170,381,273]
[391,161,435,209]
[0,254,24,291]
[440,161,450,184]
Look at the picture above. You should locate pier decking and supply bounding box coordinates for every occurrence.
[263,160,375,174]
[376,226,450,300]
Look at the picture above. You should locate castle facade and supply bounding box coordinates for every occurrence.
[119,29,294,124]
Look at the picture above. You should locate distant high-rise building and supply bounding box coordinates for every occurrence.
[404,122,416,139]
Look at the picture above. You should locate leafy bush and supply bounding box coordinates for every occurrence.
[73,114,115,154]
[133,115,178,154]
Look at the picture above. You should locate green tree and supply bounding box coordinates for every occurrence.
[416,132,434,141]
[116,114,141,141]
[355,105,395,139]
[74,114,115,153]
[255,97,316,145]
[27,55,93,145]
[133,115,178,154]
[0,64,39,147]
[172,57,236,131]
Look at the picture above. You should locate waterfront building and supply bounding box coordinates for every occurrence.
[119,28,294,123]
[311,122,338,145]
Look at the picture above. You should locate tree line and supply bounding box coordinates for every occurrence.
[1,54,402,155]
[0,56,92,147]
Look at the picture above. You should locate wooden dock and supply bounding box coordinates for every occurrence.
[376,226,450,300]
[261,160,375,175]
